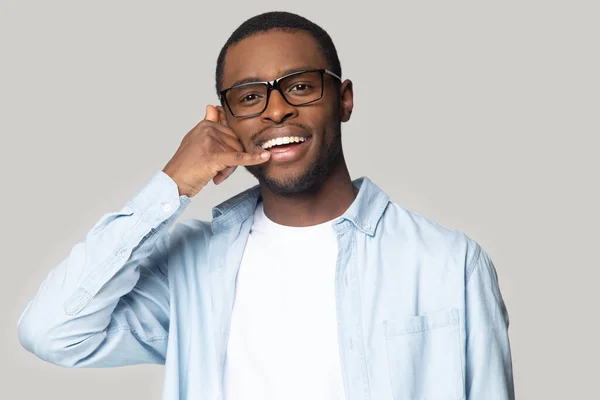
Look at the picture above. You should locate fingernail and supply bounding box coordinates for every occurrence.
[260,152,270,159]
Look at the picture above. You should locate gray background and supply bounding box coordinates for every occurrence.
[2,0,598,398]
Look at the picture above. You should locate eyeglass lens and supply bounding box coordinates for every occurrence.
[225,71,323,117]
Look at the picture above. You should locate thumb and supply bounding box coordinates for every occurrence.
[204,105,219,123]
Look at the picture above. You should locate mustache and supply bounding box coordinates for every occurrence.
[250,122,312,143]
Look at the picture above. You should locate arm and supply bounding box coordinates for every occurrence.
[17,170,191,367]
[465,245,515,399]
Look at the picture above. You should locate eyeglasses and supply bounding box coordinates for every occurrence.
[219,68,342,118]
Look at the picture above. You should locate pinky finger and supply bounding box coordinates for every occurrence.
[213,166,237,185]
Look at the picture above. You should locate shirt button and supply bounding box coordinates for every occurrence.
[118,249,128,258]
[162,203,172,212]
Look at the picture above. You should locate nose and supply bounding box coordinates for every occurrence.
[260,88,298,124]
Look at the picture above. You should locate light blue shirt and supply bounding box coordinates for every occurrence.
[17,170,515,400]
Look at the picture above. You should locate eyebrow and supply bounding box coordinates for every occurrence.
[228,66,317,89]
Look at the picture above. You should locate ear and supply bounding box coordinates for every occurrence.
[339,79,354,123]
[216,105,229,127]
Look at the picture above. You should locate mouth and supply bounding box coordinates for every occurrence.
[253,125,313,164]
[258,135,313,164]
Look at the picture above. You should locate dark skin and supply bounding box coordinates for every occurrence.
[215,30,356,227]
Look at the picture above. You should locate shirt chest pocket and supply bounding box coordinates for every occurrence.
[383,308,464,400]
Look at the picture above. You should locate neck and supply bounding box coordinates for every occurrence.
[258,155,358,227]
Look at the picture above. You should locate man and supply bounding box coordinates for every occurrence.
[17,11,515,400]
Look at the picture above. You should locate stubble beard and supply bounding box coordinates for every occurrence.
[245,127,343,196]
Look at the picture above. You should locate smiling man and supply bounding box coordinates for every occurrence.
[18,11,515,400]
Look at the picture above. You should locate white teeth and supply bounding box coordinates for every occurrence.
[261,136,307,149]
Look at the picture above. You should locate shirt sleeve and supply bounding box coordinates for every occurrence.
[17,170,191,368]
[464,244,516,399]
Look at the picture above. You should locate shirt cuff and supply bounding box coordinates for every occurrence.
[127,170,191,228]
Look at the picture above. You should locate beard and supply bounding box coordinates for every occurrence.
[245,126,343,196]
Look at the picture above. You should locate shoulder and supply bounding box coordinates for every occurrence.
[381,200,482,268]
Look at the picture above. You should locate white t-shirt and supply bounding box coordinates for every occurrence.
[223,201,345,400]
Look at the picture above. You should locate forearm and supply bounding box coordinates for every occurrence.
[17,170,190,365]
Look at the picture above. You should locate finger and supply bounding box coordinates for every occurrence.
[204,105,220,123]
[203,119,240,140]
[204,130,244,153]
[213,166,237,185]
[217,150,270,166]
[216,132,245,153]
[216,106,229,127]
[214,139,245,155]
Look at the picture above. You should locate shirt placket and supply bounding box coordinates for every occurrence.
[334,221,371,400]
[211,217,254,400]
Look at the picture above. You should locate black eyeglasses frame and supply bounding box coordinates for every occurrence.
[219,68,342,118]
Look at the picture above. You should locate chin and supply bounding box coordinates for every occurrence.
[246,132,343,196]
[265,170,320,196]
[247,161,326,196]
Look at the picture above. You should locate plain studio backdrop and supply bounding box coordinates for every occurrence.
[1,1,597,399]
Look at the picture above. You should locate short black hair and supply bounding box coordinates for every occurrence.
[215,11,342,97]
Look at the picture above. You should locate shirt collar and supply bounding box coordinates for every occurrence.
[211,176,390,236]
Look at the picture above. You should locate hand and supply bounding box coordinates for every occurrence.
[162,105,270,197]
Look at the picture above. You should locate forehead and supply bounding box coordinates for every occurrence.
[222,30,328,88]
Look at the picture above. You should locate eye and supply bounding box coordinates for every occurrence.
[289,83,312,92]
[239,93,262,103]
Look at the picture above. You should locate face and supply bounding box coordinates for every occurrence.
[218,30,353,195]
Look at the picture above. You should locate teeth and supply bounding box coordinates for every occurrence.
[261,136,307,149]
